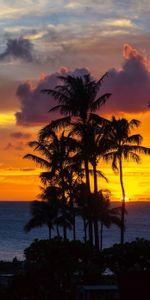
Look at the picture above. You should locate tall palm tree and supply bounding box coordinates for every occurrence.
[71,118,108,249]
[103,117,150,244]
[42,73,111,247]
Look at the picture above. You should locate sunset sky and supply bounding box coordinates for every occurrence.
[1,0,150,201]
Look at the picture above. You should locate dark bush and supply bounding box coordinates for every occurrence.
[103,238,150,273]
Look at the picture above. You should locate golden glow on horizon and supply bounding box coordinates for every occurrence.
[0,112,16,126]
[0,168,41,177]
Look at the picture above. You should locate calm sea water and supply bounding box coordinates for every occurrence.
[0,201,150,261]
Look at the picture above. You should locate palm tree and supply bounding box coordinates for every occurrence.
[71,118,108,249]
[24,199,55,239]
[103,117,150,244]
[76,184,121,250]
[24,130,77,240]
[42,73,111,247]
[95,190,121,250]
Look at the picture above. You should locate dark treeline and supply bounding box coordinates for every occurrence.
[24,72,150,249]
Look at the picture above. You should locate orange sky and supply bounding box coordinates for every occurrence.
[1,2,150,201]
[0,109,150,201]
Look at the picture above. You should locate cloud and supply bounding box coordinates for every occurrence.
[15,67,89,126]
[15,44,150,126]
[0,37,35,62]
[10,131,31,139]
[101,43,150,114]
[4,142,13,150]
[4,141,25,151]
[20,168,36,172]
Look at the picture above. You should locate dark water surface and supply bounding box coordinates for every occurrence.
[0,201,150,261]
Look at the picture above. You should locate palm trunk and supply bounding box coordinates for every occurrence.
[48,226,52,240]
[100,222,103,251]
[56,223,60,238]
[70,196,76,241]
[93,161,99,251]
[84,157,93,246]
[63,224,67,240]
[60,163,67,240]
[73,208,76,240]
[119,156,126,245]
[84,218,87,242]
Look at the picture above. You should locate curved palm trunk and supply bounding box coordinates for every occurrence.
[119,156,126,245]
[84,157,93,246]
[93,161,100,251]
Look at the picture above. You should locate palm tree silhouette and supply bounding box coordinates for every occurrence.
[71,118,108,249]
[103,117,150,244]
[95,190,121,250]
[24,199,55,239]
[24,130,77,240]
[42,73,111,247]
[76,184,121,250]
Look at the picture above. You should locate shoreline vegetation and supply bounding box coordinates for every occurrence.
[1,72,150,299]
[1,239,150,299]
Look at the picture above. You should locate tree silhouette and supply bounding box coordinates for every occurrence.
[103,117,150,244]
[24,130,78,240]
[42,72,111,247]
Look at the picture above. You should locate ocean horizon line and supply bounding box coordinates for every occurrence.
[0,199,150,203]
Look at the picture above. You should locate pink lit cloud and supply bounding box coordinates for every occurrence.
[15,44,150,126]
[15,67,89,126]
[101,44,150,114]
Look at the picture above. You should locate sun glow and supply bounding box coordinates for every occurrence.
[120,197,129,202]
[0,112,15,126]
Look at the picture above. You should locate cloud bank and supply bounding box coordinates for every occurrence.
[102,43,150,113]
[16,44,150,126]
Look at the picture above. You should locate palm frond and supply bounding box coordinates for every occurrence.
[96,170,108,182]
[97,72,109,86]
[24,154,51,168]
[103,152,118,171]
[91,93,111,111]
[126,134,143,145]
[129,119,141,129]
[123,151,141,163]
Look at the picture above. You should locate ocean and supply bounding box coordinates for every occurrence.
[0,201,150,261]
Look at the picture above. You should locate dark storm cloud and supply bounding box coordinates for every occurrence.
[0,37,35,63]
[101,44,150,113]
[15,67,89,126]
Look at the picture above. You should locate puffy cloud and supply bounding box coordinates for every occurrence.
[101,44,150,114]
[15,67,89,126]
[16,44,150,126]
[0,37,35,63]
